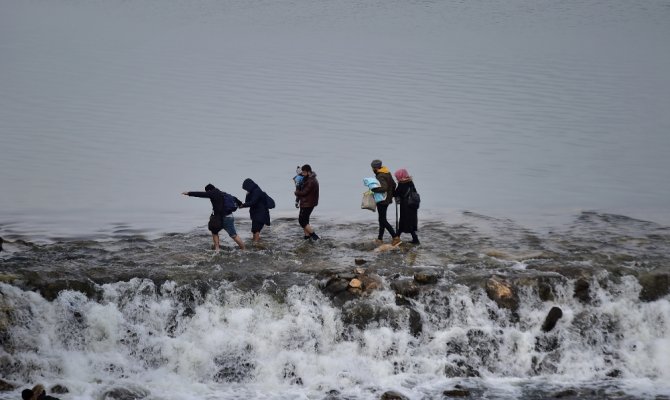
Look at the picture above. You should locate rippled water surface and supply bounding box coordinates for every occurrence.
[1,0,670,238]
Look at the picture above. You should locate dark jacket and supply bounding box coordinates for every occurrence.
[295,172,319,208]
[241,178,271,226]
[372,167,396,206]
[187,187,240,216]
[394,180,418,233]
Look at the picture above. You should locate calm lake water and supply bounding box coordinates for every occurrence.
[2,0,670,240]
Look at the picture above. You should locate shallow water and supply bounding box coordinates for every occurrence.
[1,212,670,399]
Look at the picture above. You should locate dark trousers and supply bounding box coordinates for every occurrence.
[376,203,397,240]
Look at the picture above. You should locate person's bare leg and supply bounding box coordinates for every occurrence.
[212,234,221,251]
[253,232,261,243]
[232,235,246,250]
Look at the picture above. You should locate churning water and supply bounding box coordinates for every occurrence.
[1,0,670,399]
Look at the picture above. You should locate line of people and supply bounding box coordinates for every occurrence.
[182,160,418,250]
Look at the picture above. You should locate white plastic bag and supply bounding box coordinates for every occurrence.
[361,190,376,212]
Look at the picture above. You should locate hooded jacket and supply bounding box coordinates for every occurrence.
[242,178,271,225]
[294,172,319,208]
[187,186,240,216]
[372,167,396,206]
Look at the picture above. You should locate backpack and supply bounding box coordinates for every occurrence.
[406,188,420,209]
[222,193,238,215]
[265,192,276,209]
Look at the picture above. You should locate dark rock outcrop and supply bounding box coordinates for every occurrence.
[391,279,419,298]
[638,271,670,302]
[541,307,563,332]
[573,279,591,303]
[380,391,409,400]
[414,271,438,285]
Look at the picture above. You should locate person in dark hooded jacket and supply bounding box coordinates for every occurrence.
[182,184,245,251]
[239,178,271,243]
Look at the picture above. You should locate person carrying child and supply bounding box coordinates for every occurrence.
[294,164,320,240]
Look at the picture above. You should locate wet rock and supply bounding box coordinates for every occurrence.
[414,271,438,285]
[353,267,366,275]
[349,279,363,289]
[50,384,69,394]
[354,259,367,265]
[341,302,396,330]
[380,391,409,400]
[391,279,420,298]
[324,279,350,298]
[0,379,16,391]
[538,280,554,302]
[213,352,256,383]
[606,369,622,378]
[485,276,519,311]
[332,289,358,307]
[535,334,560,353]
[282,363,303,386]
[394,294,412,306]
[541,307,563,332]
[360,274,383,292]
[444,359,480,378]
[39,279,100,301]
[409,308,422,337]
[323,389,341,400]
[638,271,670,302]
[443,388,470,397]
[339,273,356,280]
[573,279,591,303]
[553,388,578,398]
[100,386,149,400]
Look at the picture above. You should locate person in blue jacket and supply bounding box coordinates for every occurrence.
[240,178,271,243]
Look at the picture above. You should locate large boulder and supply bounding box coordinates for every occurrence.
[485,277,519,311]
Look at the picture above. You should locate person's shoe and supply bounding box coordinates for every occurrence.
[391,237,402,246]
[310,232,320,240]
[374,239,384,245]
[411,239,420,245]
[304,235,311,240]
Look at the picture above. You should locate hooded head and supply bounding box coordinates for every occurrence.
[242,178,258,192]
[394,168,411,182]
[205,183,216,191]
[371,159,382,170]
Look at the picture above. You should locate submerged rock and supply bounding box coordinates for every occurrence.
[0,379,16,391]
[380,391,409,400]
[100,386,149,400]
[638,271,670,302]
[443,388,470,397]
[414,271,438,285]
[50,384,69,394]
[573,279,591,303]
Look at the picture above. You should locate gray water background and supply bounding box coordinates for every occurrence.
[1,0,670,240]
